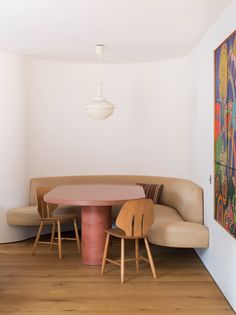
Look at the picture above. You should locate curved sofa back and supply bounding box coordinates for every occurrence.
[29,175,203,224]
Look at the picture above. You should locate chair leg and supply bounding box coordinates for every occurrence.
[73,218,80,252]
[57,220,62,259]
[135,239,139,271]
[121,238,125,283]
[50,221,56,250]
[101,233,110,275]
[144,237,157,279]
[32,221,44,255]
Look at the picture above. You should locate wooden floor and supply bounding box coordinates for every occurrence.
[0,236,234,315]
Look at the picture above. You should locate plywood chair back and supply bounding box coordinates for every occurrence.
[115,199,154,237]
[36,187,57,218]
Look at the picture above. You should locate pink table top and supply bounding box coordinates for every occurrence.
[44,184,145,206]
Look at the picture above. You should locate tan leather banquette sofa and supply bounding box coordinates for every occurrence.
[7,175,209,248]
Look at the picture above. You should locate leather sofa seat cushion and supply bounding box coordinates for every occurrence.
[7,206,80,226]
[7,206,41,226]
[148,205,209,248]
[53,205,81,219]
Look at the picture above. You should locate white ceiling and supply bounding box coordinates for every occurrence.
[0,0,231,63]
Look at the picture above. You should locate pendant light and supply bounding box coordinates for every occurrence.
[85,45,115,119]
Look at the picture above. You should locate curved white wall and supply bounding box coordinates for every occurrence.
[0,53,37,242]
[27,56,193,179]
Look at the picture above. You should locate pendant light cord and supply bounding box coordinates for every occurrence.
[98,52,103,98]
[96,45,104,98]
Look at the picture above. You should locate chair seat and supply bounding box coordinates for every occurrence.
[105,228,147,239]
[41,213,78,222]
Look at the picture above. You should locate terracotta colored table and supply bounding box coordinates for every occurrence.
[44,184,145,265]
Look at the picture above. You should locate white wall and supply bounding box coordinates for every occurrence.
[190,0,236,311]
[0,53,37,242]
[27,56,193,179]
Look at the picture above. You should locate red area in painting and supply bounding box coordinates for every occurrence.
[215,102,221,140]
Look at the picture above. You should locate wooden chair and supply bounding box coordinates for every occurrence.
[101,198,157,283]
[32,187,80,259]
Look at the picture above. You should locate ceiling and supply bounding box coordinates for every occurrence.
[0,0,231,63]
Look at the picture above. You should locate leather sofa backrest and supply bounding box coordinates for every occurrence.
[29,175,203,224]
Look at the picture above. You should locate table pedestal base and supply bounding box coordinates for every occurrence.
[81,206,111,265]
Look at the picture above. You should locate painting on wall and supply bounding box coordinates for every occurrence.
[214,30,236,238]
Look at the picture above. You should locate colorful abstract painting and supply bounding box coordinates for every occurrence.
[215,30,236,238]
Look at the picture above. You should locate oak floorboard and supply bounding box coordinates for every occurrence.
[0,237,234,315]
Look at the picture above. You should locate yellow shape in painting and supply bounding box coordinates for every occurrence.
[219,42,228,103]
[233,36,236,56]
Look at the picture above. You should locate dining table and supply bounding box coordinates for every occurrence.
[44,184,145,265]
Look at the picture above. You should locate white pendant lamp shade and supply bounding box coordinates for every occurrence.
[85,45,115,120]
[85,83,115,120]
